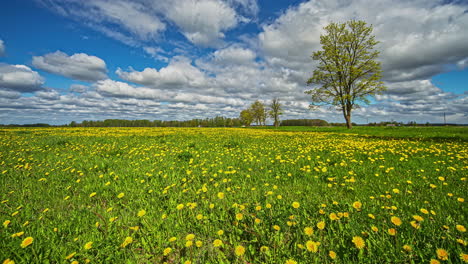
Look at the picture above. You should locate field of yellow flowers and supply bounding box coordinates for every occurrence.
[0,127,466,263]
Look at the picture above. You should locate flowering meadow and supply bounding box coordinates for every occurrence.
[0,127,466,263]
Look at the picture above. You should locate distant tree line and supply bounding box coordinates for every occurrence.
[239,98,283,127]
[280,119,329,126]
[68,117,243,127]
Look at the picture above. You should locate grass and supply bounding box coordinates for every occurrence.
[0,127,467,263]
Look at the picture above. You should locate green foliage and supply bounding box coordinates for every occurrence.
[239,109,254,126]
[268,98,283,128]
[306,20,386,129]
[250,100,267,126]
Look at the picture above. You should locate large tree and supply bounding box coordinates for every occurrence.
[305,20,386,129]
[239,109,254,126]
[250,100,267,126]
[268,98,283,128]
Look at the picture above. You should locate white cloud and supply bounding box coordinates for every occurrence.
[116,56,208,88]
[35,88,60,100]
[0,89,21,99]
[212,45,256,65]
[0,63,44,92]
[162,0,239,46]
[32,51,107,82]
[0,39,4,56]
[69,84,88,93]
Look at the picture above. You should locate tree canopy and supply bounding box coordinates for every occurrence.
[305,20,386,129]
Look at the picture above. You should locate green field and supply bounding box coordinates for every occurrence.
[1,127,467,263]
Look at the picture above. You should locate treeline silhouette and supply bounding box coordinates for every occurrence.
[281,119,329,126]
[69,117,243,127]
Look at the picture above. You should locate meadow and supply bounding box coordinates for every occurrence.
[0,127,466,263]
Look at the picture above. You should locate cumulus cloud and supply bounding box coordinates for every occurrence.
[116,56,208,88]
[35,88,60,100]
[36,0,166,43]
[0,39,4,56]
[0,89,21,99]
[212,45,256,65]
[69,84,89,93]
[0,63,44,92]
[32,51,107,82]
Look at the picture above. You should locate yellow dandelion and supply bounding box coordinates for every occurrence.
[185,240,193,247]
[329,250,337,259]
[317,221,325,230]
[460,253,468,263]
[89,192,96,198]
[20,237,33,248]
[255,218,261,224]
[121,237,133,248]
[168,237,177,242]
[11,231,24,238]
[183,261,192,264]
[236,213,243,221]
[305,240,320,252]
[391,216,402,226]
[403,245,412,252]
[260,246,269,252]
[176,204,184,210]
[388,228,397,236]
[329,213,339,221]
[217,192,225,199]
[413,215,424,222]
[304,227,314,236]
[196,214,203,220]
[420,208,429,214]
[137,209,146,217]
[430,259,440,264]
[352,201,362,210]
[213,239,223,247]
[352,236,365,249]
[285,259,297,264]
[3,259,15,264]
[292,202,300,209]
[117,192,125,198]
[186,234,195,240]
[163,247,172,256]
[371,226,379,232]
[410,221,420,229]
[195,240,203,247]
[458,198,465,202]
[436,248,449,261]
[217,230,224,236]
[456,225,466,232]
[3,220,11,228]
[273,225,281,231]
[235,245,245,256]
[65,252,76,260]
[84,241,93,250]
[368,214,375,219]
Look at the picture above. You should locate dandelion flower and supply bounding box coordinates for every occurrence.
[403,245,412,252]
[292,202,300,208]
[213,239,223,247]
[304,227,314,236]
[217,192,225,199]
[371,226,379,232]
[285,259,297,264]
[412,215,424,222]
[217,230,224,236]
[186,234,195,240]
[236,213,243,220]
[260,246,269,252]
[436,248,449,261]
[185,240,193,247]
[137,210,146,217]
[184,261,192,264]
[117,192,125,198]
[89,192,96,198]
[388,228,397,236]
[3,259,15,264]
[391,216,402,226]
[84,241,93,250]
[317,221,325,230]
[420,208,429,214]
[163,247,172,256]
[352,236,365,249]
[195,240,203,247]
[305,240,320,252]
[460,253,468,263]
[456,225,466,232]
[65,252,76,260]
[176,204,184,210]
[235,245,245,256]
[273,225,281,231]
[352,201,362,210]
[329,251,337,259]
[430,260,440,264]
[3,220,10,228]
[20,237,33,248]
[121,237,133,248]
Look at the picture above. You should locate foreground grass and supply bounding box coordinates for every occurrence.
[0,127,467,263]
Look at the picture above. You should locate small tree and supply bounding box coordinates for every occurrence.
[305,20,386,129]
[239,109,254,126]
[250,100,267,126]
[269,98,283,128]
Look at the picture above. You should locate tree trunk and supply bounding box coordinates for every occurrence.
[343,108,352,129]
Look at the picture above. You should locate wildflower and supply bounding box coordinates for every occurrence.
[368,214,375,219]
[163,247,172,256]
[176,204,184,210]
[305,240,320,252]
[185,240,193,247]
[213,239,223,247]
[436,249,449,261]
[3,259,14,264]
[420,208,429,214]
[217,230,224,236]
[413,215,424,222]
[458,198,465,202]
[273,225,281,231]
[460,253,468,263]
[388,228,397,236]
[410,221,420,229]
[236,213,243,220]
[391,216,402,226]
[89,192,96,198]
[352,201,362,210]
[352,236,365,249]
[456,225,466,232]
[235,245,245,256]
[317,221,325,230]
[430,260,440,264]
[117,192,125,198]
[184,261,192,264]
[129,226,139,231]
[255,218,261,224]
[3,220,10,228]
[121,237,133,248]
[196,214,203,220]
[260,246,269,252]
[403,245,412,252]
[217,192,225,199]
[186,234,195,240]
[329,250,337,259]
[329,213,339,221]
[195,240,203,247]
[137,210,146,217]
[285,259,297,264]
[371,226,378,232]
[20,237,33,248]
[304,227,314,236]
[84,241,93,250]
[292,202,300,209]
[168,237,177,242]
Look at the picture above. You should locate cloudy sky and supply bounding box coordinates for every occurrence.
[0,0,467,125]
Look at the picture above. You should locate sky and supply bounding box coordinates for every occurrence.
[0,0,467,125]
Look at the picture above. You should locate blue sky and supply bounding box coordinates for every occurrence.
[0,0,467,125]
